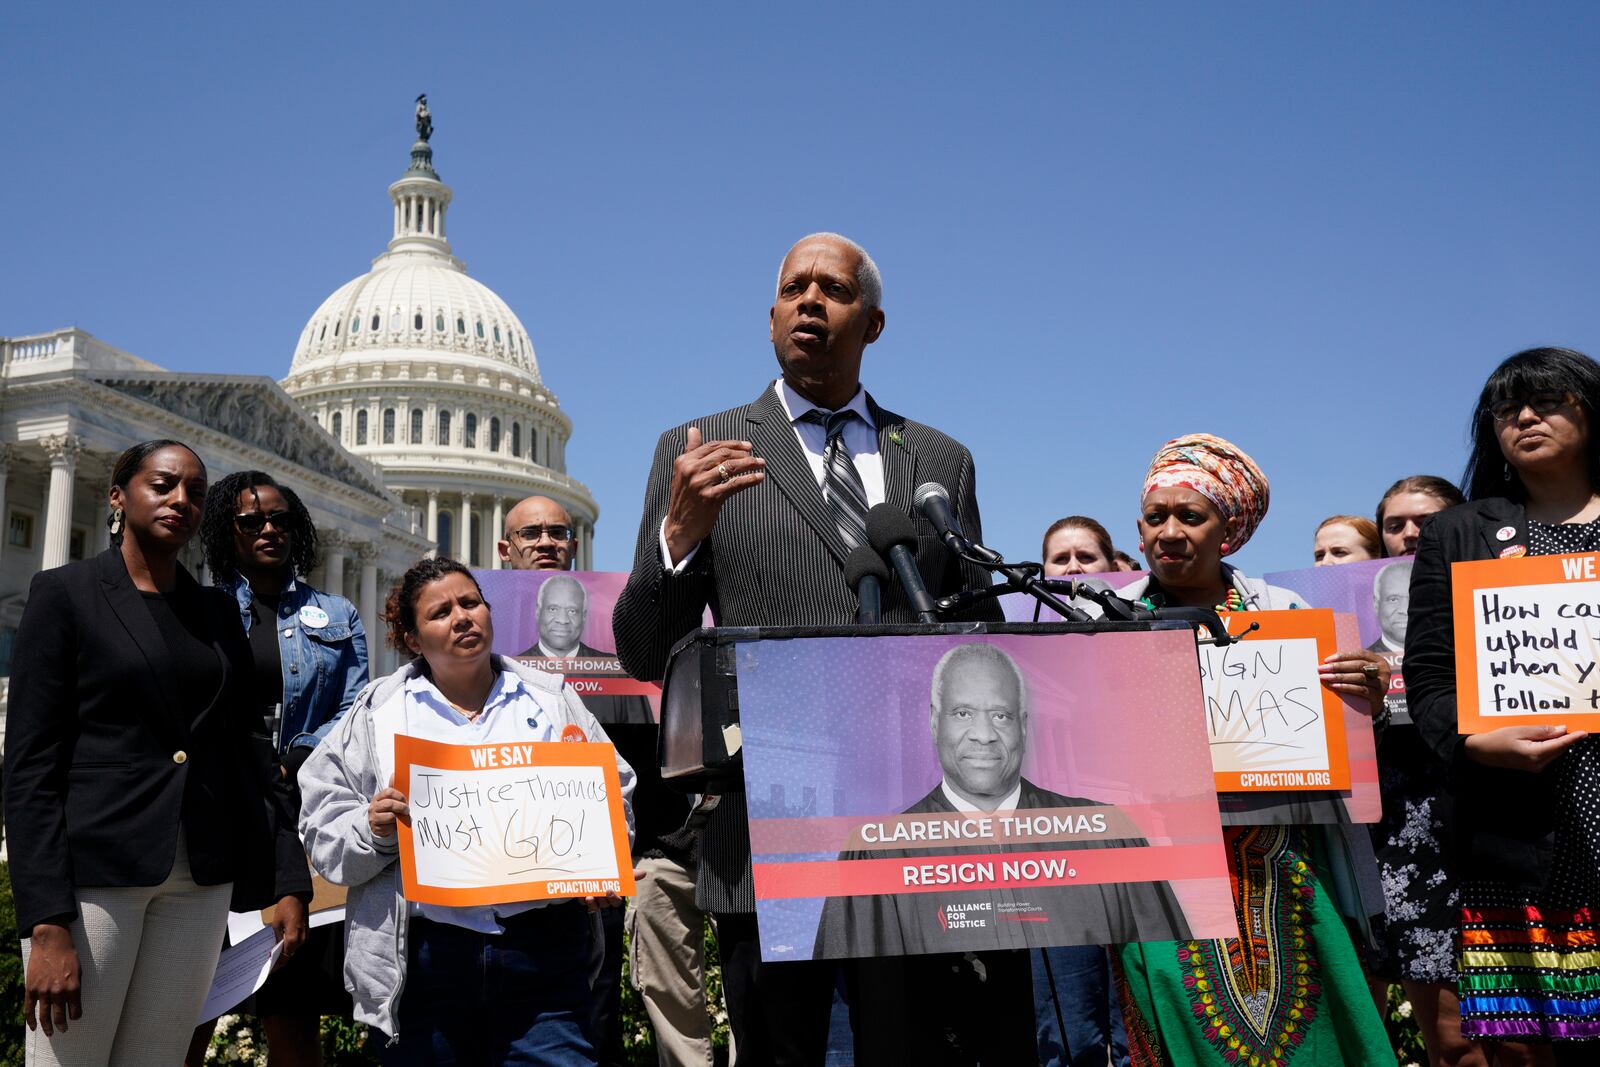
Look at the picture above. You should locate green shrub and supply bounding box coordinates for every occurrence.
[0,864,22,1067]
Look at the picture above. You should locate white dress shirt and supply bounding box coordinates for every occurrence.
[940,779,1023,813]
[660,378,887,571]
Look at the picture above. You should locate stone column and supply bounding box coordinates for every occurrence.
[426,490,439,558]
[357,542,380,649]
[490,496,504,569]
[0,445,13,566]
[322,531,348,597]
[460,493,476,565]
[40,433,83,570]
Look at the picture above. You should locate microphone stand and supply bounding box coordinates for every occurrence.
[934,552,1255,646]
[933,551,1093,623]
[1029,578,1256,646]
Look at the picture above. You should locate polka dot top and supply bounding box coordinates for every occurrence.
[1528,519,1600,903]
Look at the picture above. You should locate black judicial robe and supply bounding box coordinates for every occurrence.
[813,777,1191,959]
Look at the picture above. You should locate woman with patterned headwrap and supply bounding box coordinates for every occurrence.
[1112,434,1394,1067]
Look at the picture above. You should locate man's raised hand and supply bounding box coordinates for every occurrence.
[663,426,765,565]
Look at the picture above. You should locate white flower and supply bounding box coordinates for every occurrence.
[1398,1000,1413,1018]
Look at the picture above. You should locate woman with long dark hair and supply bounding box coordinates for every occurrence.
[4,440,309,1066]
[1408,347,1600,1061]
[186,470,368,1066]
[298,557,635,1064]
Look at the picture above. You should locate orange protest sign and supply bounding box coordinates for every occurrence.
[394,735,634,907]
[1451,552,1600,734]
[1199,609,1351,792]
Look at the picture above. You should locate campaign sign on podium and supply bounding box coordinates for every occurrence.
[1451,552,1600,734]
[736,630,1236,962]
[395,736,634,906]
[1200,609,1351,792]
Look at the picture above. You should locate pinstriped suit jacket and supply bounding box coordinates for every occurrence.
[612,381,1000,912]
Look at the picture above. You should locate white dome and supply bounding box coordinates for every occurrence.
[280,116,600,569]
[289,252,541,381]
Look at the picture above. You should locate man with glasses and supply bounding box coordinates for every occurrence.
[500,496,704,1067]
[497,495,579,570]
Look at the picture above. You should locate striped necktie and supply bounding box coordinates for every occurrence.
[799,408,871,552]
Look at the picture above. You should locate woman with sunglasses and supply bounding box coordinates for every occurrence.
[1408,348,1600,1060]
[188,470,369,1067]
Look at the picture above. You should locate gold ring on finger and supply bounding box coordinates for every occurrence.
[1362,662,1380,678]
[717,463,731,484]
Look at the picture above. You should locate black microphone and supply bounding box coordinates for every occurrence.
[914,481,1001,563]
[913,482,967,553]
[843,545,889,624]
[866,504,941,623]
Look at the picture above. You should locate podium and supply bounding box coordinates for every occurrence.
[657,619,1194,793]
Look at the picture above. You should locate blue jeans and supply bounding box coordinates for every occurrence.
[1032,945,1129,1067]
[384,905,597,1066]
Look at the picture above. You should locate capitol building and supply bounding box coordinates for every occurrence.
[0,103,598,684]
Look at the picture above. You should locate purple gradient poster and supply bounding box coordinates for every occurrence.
[1264,558,1413,725]
[736,630,1236,961]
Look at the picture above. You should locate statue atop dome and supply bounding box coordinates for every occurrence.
[415,94,432,143]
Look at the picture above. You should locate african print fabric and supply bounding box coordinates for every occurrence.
[1116,826,1390,1066]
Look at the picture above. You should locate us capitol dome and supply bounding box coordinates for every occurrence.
[281,99,598,568]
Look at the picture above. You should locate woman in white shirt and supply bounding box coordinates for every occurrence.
[298,557,634,1065]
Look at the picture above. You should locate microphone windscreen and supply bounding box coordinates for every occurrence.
[913,482,950,509]
[866,503,919,556]
[843,544,890,590]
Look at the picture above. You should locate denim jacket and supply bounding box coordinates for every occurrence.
[223,573,370,753]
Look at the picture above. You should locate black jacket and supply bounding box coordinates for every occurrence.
[1406,497,1557,888]
[3,548,311,933]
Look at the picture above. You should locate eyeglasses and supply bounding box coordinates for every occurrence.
[235,510,291,535]
[510,524,572,543]
[1490,392,1570,423]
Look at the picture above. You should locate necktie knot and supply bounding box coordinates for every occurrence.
[800,407,855,442]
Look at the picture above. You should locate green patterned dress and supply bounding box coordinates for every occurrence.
[1116,825,1391,1066]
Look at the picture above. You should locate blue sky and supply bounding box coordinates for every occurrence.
[8,2,1600,575]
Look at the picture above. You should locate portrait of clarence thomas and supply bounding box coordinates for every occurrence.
[812,642,1190,958]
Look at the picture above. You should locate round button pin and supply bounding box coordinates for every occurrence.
[173,750,188,764]
[1497,526,1516,541]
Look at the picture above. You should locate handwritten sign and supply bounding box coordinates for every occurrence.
[1198,610,1351,792]
[395,736,634,907]
[1452,552,1600,733]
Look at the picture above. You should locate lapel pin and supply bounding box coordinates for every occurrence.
[888,429,906,450]
[1496,526,1516,541]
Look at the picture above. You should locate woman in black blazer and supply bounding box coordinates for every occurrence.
[4,439,311,1066]
[1407,347,1600,1056]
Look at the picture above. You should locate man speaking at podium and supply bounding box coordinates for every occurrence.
[614,233,1001,1064]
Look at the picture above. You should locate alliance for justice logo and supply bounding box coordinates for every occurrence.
[937,901,991,930]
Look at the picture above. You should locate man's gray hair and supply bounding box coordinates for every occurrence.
[536,573,588,612]
[1374,559,1411,596]
[776,232,883,310]
[930,642,1028,716]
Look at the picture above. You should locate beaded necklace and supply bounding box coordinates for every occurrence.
[1140,581,1246,613]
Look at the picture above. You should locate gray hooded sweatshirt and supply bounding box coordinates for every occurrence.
[298,654,636,1038]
